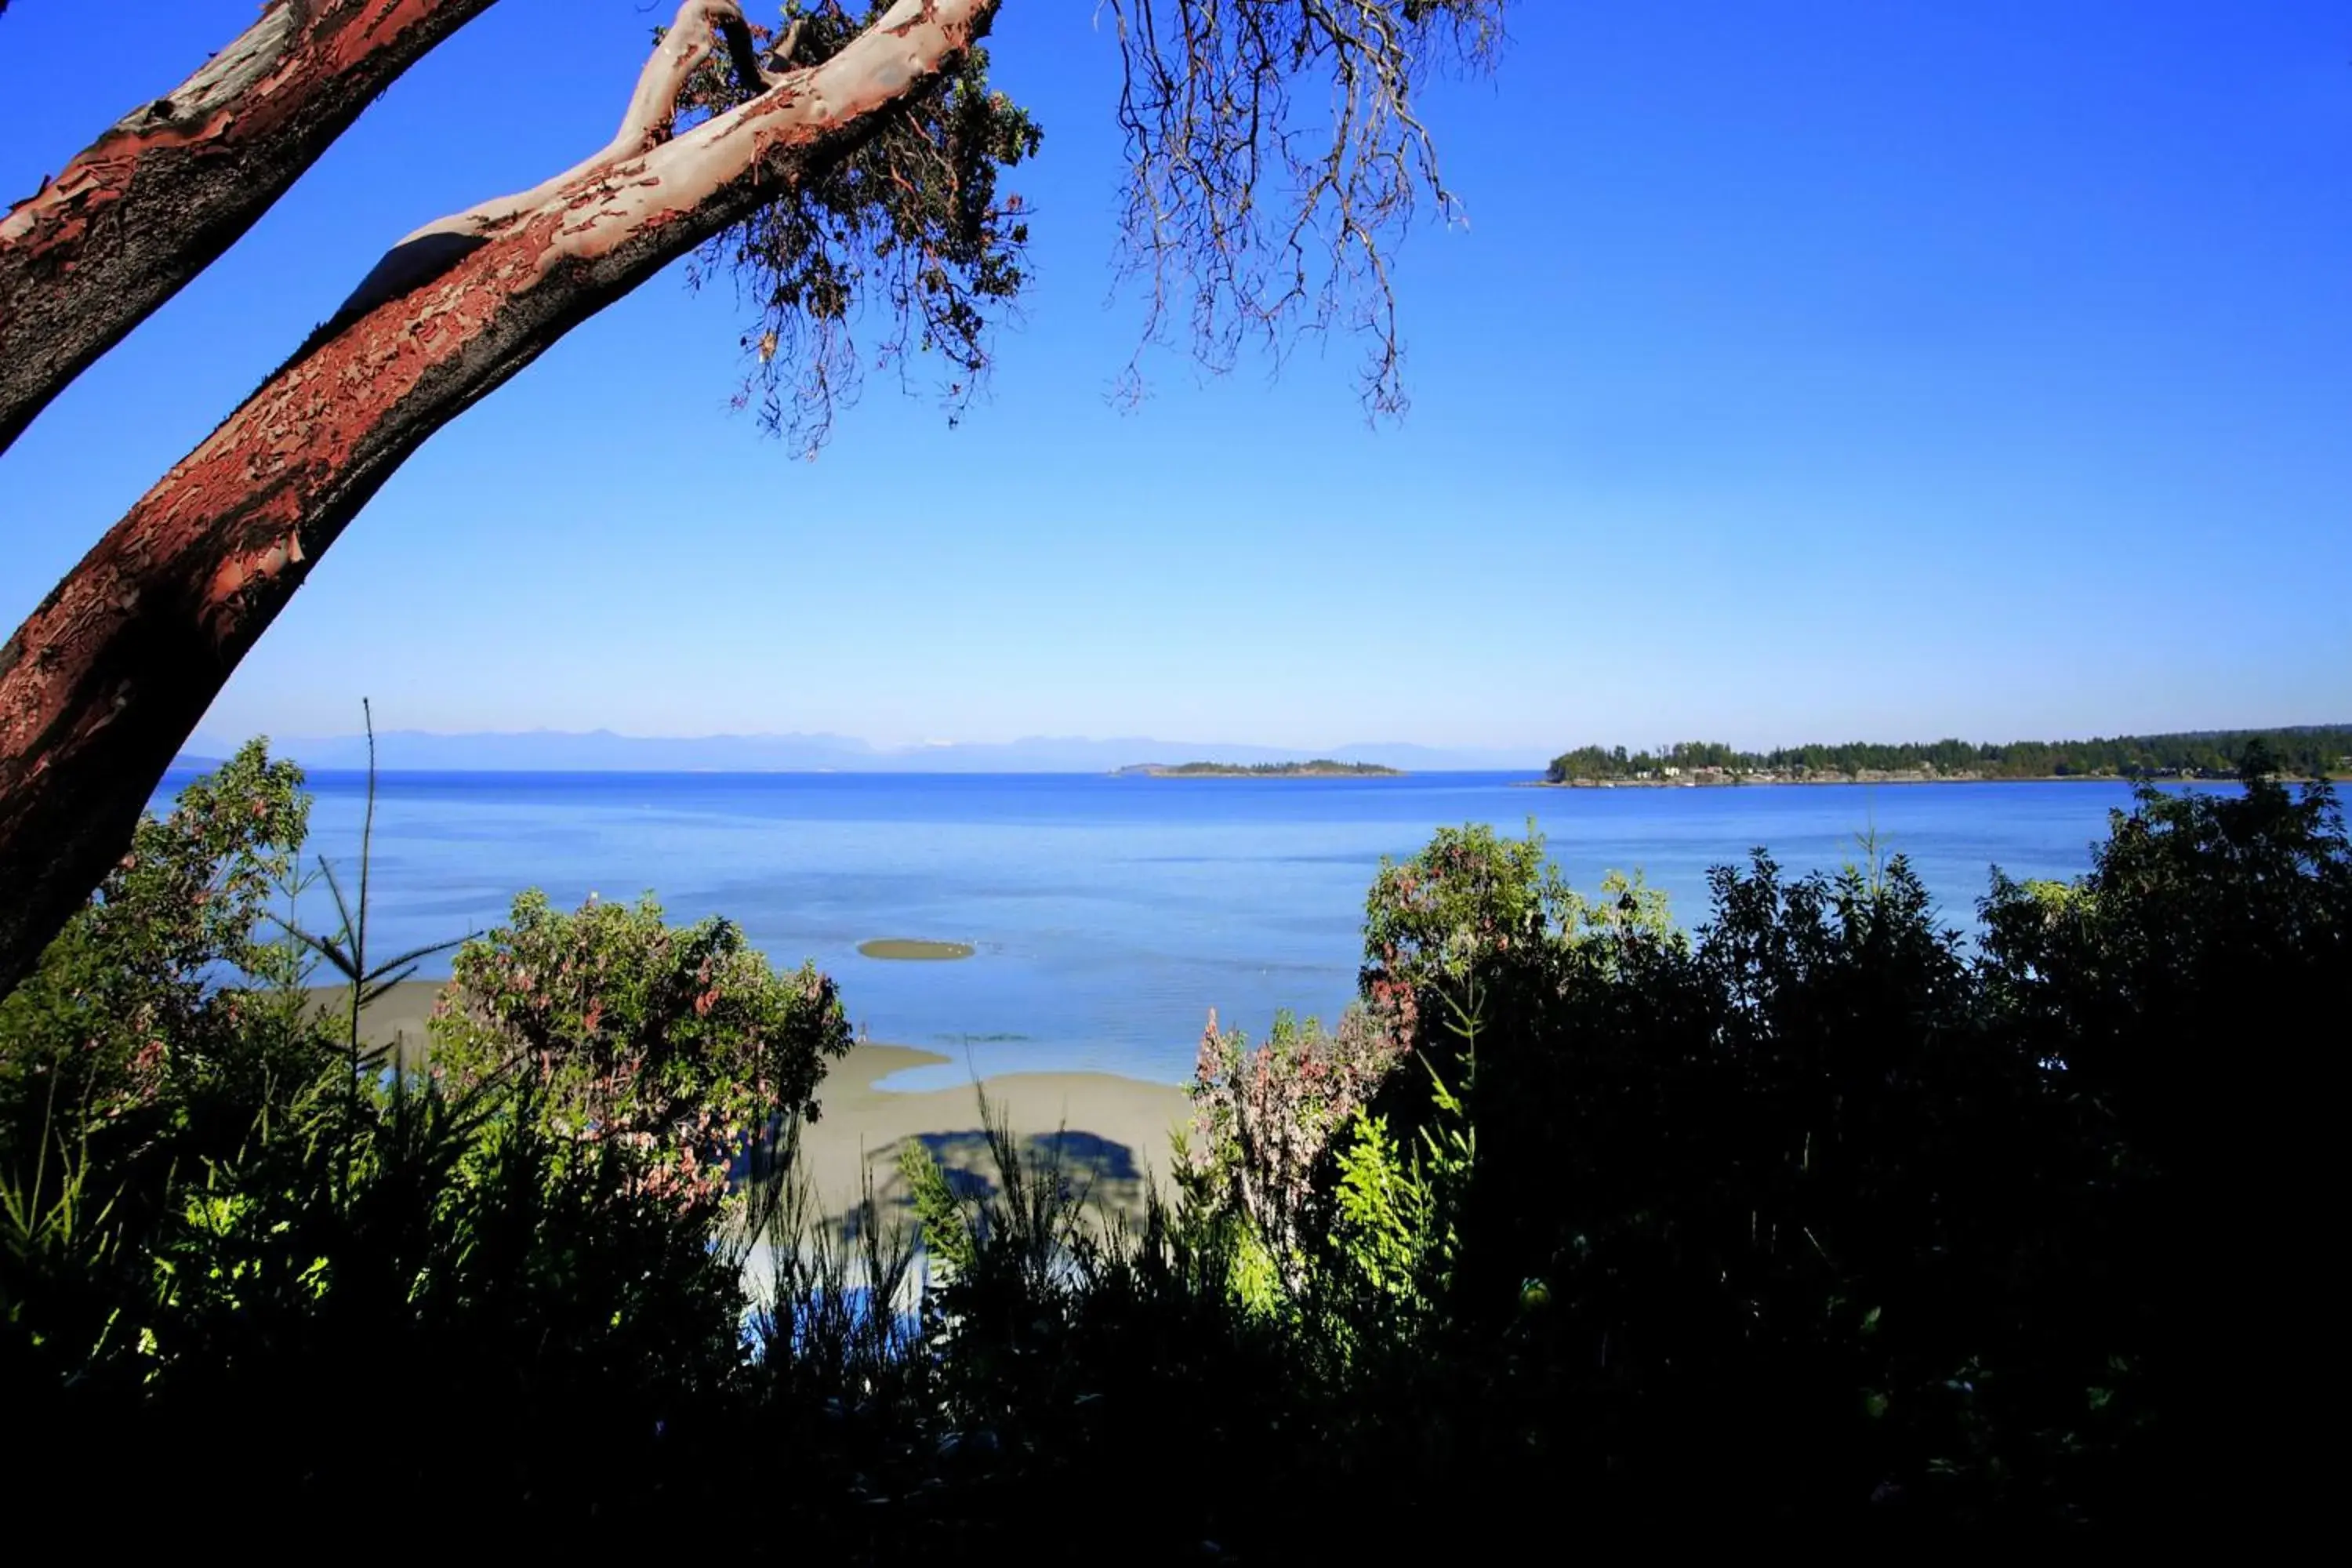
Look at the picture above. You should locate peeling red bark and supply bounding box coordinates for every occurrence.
[0,0,499,457]
[0,0,1000,996]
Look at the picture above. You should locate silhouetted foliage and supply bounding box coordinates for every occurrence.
[1079,753,2341,1540]
[672,0,1510,447]
[5,742,2338,1543]
[0,748,822,1524]
[675,0,1044,452]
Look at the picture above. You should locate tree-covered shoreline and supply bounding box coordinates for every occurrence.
[1546,726,2352,785]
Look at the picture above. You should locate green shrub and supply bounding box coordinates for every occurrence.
[1180,1004,1405,1283]
[0,746,841,1519]
[0,742,316,1189]
[432,889,852,1213]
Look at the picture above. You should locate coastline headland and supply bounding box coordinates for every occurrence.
[1537,726,2351,789]
[1528,768,2132,789]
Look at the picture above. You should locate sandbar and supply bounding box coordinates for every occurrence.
[857,938,975,961]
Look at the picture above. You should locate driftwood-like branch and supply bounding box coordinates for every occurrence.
[0,0,499,458]
[0,0,1001,996]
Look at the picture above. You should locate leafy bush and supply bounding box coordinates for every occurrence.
[0,742,323,1391]
[433,889,852,1211]
[0,742,314,1187]
[0,746,844,1520]
[1180,1004,1405,1284]
[1975,757,2348,1517]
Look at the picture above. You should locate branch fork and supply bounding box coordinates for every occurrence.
[406,0,766,252]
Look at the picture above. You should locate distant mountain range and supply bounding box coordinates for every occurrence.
[172,729,1548,775]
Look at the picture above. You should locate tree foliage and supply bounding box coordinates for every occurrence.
[434,887,853,1210]
[676,1,1044,452]
[677,0,1509,443]
[0,742,312,1191]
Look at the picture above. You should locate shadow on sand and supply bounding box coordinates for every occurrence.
[826,1125,1158,1241]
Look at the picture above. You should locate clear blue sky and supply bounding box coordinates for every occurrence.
[1,2,2345,754]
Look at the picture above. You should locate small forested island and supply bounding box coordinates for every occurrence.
[1541,725,2352,786]
[1116,759,1405,778]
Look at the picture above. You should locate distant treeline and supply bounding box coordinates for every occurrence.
[1547,726,2352,783]
[1156,759,1402,776]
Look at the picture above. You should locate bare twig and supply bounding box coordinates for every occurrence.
[1105,0,1506,419]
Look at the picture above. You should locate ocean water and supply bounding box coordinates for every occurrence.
[152,768,2163,1089]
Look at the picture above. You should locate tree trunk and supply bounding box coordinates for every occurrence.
[0,0,1000,997]
[0,0,499,458]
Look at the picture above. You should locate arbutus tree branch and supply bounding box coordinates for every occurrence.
[0,0,503,458]
[285,0,750,361]
[0,0,1501,998]
[0,0,1004,996]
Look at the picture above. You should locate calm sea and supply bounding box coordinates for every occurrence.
[152,768,2161,1089]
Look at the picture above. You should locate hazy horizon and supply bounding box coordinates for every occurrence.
[172,715,2349,776]
[174,727,1552,774]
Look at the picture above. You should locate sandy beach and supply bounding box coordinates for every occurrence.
[341,982,1192,1230]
